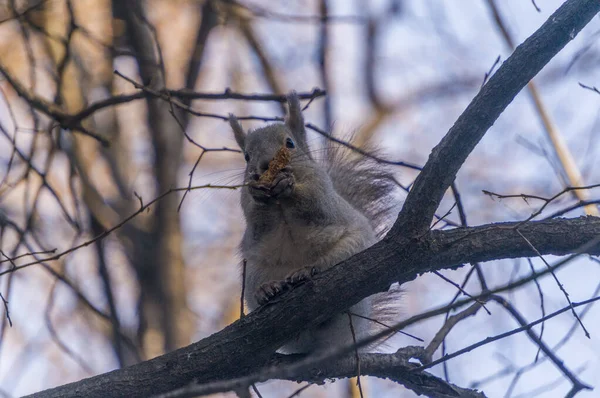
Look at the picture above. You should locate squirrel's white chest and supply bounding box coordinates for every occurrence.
[243,222,347,290]
[257,223,347,270]
[242,220,374,311]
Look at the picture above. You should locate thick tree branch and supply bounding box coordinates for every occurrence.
[28,217,600,398]
[391,0,600,237]
[158,348,486,398]
[25,0,600,396]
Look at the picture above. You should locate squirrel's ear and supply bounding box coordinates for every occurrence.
[229,114,246,150]
[285,91,307,145]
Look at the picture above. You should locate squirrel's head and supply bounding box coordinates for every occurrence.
[229,91,312,183]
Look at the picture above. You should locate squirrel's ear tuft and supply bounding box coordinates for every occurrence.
[285,91,307,146]
[229,114,246,150]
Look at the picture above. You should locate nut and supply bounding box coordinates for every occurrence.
[258,147,291,184]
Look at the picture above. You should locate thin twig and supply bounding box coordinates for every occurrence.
[348,312,423,342]
[516,229,589,337]
[423,302,484,363]
[483,183,600,224]
[0,292,11,327]
[240,259,247,319]
[433,270,491,314]
[0,184,243,276]
[346,313,364,398]
[412,295,598,396]
[250,384,263,398]
[526,258,546,362]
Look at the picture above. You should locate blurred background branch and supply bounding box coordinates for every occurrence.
[0,1,599,397]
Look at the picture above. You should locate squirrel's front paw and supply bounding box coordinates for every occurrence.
[269,167,294,198]
[256,280,290,305]
[249,168,294,202]
[248,184,273,203]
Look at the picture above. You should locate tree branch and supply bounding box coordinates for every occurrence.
[391,0,600,238]
[27,217,600,398]
[157,348,486,398]
[24,0,600,396]
[0,62,110,146]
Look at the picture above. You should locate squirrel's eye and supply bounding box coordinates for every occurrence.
[244,152,250,162]
[285,138,295,149]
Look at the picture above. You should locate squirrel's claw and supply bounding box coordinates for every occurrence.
[248,184,272,203]
[256,280,289,305]
[269,172,294,198]
[255,266,319,306]
[249,170,294,203]
[285,265,320,284]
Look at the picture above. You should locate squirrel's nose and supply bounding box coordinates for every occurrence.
[259,159,271,174]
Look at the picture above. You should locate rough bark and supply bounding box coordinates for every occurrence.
[25,0,600,397]
[27,217,600,398]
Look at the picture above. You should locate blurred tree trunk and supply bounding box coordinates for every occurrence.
[119,1,189,358]
[116,0,217,358]
[40,0,140,365]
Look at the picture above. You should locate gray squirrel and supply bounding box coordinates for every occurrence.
[229,92,397,353]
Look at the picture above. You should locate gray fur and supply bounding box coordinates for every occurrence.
[231,92,398,353]
[325,141,398,238]
[228,114,246,150]
[284,92,310,154]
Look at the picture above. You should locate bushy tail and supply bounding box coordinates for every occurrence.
[324,137,405,351]
[324,138,399,238]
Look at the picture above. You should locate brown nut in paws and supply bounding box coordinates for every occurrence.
[258,146,291,185]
